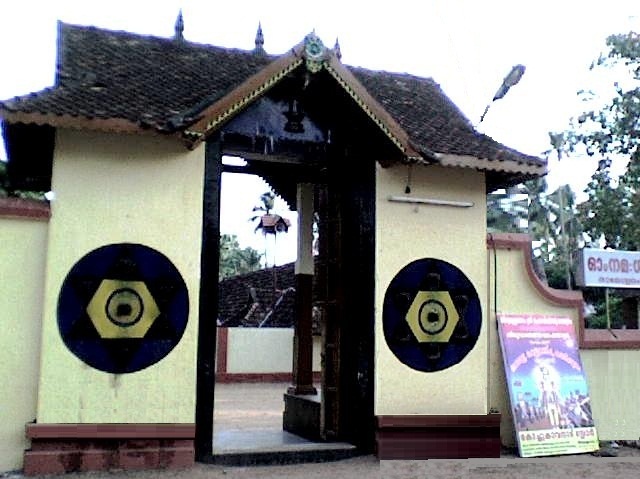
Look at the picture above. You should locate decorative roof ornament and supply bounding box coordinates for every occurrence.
[254,22,265,55]
[174,9,185,42]
[303,31,326,73]
[334,37,342,61]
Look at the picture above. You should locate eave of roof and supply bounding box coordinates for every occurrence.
[0,107,145,135]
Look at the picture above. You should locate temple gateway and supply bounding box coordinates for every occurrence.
[2,15,634,476]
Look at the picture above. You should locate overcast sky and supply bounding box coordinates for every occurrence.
[1,1,638,262]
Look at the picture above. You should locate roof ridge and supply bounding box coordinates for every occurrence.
[59,22,441,84]
[58,21,276,58]
[347,64,438,83]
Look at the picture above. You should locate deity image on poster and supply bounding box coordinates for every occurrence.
[498,314,598,458]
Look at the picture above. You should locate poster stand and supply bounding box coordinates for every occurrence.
[497,313,599,457]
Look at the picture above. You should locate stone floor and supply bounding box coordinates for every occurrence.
[211,382,355,464]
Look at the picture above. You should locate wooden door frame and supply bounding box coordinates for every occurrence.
[195,136,223,461]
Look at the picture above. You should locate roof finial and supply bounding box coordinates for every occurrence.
[334,37,342,61]
[174,9,185,41]
[254,22,265,55]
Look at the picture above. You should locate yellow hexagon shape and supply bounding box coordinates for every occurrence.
[87,279,160,339]
[405,290,460,343]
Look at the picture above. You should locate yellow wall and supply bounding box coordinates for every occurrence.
[0,214,48,471]
[487,239,582,445]
[581,349,640,440]
[375,164,489,415]
[226,328,321,373]
[36,130,204,424]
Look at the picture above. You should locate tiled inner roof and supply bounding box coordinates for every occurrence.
[0,22,545,174]
[218,261,320,332]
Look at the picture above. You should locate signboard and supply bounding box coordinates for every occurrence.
[497,313,599,457]
[578,247,640,288]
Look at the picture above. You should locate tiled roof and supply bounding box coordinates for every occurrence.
[351,69,543,168]
[0,22,545,183]
[0,23,273,133]
[218,262,295,327]
[218,261,320,332]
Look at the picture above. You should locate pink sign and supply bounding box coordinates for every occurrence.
[497,313,599,457]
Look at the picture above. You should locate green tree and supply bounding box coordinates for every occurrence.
[546,184,582,289]
[487,176,583,290]
[0,159,46,200]
[577,161,628,248]
[487,184,529,234]
[250,190,291,267]
[559,31,640,250]
[219,234,262,279]
[555,31,640,327]
[0,160,8,196]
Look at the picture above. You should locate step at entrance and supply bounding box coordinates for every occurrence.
[212,428,359,466]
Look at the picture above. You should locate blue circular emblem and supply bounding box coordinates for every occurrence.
[57,243,189,373]
[383,258,482,372]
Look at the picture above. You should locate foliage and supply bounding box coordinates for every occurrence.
[250,190,291,236]
[219,234,262,279]
[578,161,629,249]
[487,178,582,290]
[250,189,291,267]
[584,291,623,329]
[252,191,276,220]
[563,33,640,160]
[487,184,529,234]
[250,191,291,236]
[554,31,640,327]
[0,159,47,200]
[559,31,640,251]
[0,160,7,196]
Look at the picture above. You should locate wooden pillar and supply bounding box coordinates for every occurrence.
[288,183,317,395]
[195,136,222,461]
[318,181,341,440]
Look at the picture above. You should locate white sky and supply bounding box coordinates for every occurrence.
[1,0,638,263]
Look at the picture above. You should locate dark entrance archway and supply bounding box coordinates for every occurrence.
[192,60,403,459]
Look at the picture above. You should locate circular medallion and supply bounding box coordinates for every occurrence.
[57,243,189,374]
[419,300,448,335]
[383,258,482,372]
[106,288,143,327]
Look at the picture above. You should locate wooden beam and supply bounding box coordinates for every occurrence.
[223,149,312,166]
[195,135,222,461]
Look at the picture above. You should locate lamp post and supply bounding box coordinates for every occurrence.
[479,64,526,123]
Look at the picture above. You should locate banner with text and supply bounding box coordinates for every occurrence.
[497,313,599,458]
[578,247,640,288]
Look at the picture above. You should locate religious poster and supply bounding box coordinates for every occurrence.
[497,313,599,457]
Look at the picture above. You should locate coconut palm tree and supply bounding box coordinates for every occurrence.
[250,190,291,267]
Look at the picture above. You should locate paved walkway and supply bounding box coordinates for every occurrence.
[212,382,354,461]
[214,381,288,432]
